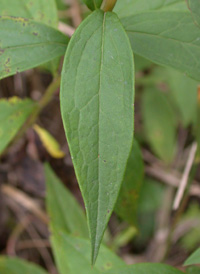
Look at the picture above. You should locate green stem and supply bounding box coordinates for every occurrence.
[15,76,61,140]
[101,0,117,12]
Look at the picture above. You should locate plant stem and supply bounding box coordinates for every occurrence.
[14,76,61,141]
[101,0,117,12]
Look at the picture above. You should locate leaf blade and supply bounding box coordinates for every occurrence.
[114,0,188,18]
[115,140,144,225]
[104,263,184,274]
[0,257,48,274]
[0,97,36,155]
[82,0,103,10]
[0,0,58,27]
[184,248,200,266]
[60,10,134,263]
[51,232,125,274]
[0,16,68,79]
[187,0,200,27]
[142,88,177,163]
[45,163,89,237]
[122,11,200,81]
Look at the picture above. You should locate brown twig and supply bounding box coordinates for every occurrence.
[2,185,48,224]
[6,216,31,255]
[58,22,75,37]
[173,143,198,210]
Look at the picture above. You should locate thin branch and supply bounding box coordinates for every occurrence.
[173,143,198,210]
[2,185,48,224]
[145,165,200,197]
[59,22,75,37]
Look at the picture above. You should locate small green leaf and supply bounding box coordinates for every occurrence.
[0,0,58,27]
[0,257,48,274]
[136,178,165,245]
[115,140,144,225]
[51,232,125,274]
[180,203,200,252]
[82,0,103,10]
[142,88,177,163]
[187,0,200,27]
[0,16,68,79]
[184,248,200,266]
[104,263,184,274]
[60,10,134,264]
[121,11,200,81]
[167,69,198,127]
[138,178,165,213]
[0,97,36,155]
[114,0,188,18]
[45,163,88,237]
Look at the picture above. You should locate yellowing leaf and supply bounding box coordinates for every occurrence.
[33,124,65,158]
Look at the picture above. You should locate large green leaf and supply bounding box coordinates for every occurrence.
[0,16,68,79]
[45,163,88,237]
[184,248,200,266]
[187,0,200,27]
[167,69,198,127]
[0,97,36,155]
[0,257,48,274]
[142,88,177,163]
[51,232,125,274]
[115,140,144,225]
[121,11,200,81]
[114,0,188,18]
[0,0,58,27]
[60,10,134,263]
[104,263,184,274]
[82,0,103,10]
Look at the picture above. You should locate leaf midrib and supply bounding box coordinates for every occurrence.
[125,29,200,49]
[93,11,106,261]
[1,41,67,51]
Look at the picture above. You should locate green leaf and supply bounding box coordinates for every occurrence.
[180,203,200,252]
[115,140,144,225]
[82,0,103,10]
[138,178,165,213]
[0,16,68,79]
[0,0,58,27]
[45,163,88,237]
[104,263,184,274]
[136,178,165,245]
[142,88,177,163]
[184,248,200,266]
[186,266,200,274]
[114,0,188,18]
[0,0,60,74]
[167,69,198,127]
[0,97,36,155]
[0,257,48,274]
[51,232,125,274]
[121,11,200,81]
[60,10,134,264]
[187,0,200,27]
